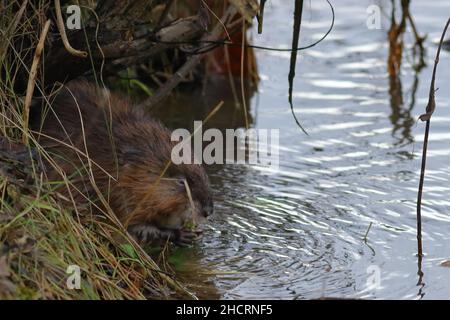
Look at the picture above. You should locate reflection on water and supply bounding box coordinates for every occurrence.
[151,0,450,299]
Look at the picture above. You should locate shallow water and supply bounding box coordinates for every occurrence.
[157,0,450,299]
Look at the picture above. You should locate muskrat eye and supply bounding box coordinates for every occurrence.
[172,175,188,188]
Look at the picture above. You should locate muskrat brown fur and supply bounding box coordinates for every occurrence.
[29,80,213,246]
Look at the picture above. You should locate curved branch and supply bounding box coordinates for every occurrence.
[54,0,88,58]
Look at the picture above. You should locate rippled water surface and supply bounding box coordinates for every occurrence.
[158,0,450,299]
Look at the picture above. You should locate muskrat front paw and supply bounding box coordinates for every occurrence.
[128,224,201,247]
[174,229,201,247]
[128,224,172,245]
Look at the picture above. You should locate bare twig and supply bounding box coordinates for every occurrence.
[155,0,175,30]
[402,0,426,70]
[201,0,231,40]
[54,0,87,58]
[416,18,450,258]
[183,179,196,217]
[137,6,237,110]
[22,19,51,144]
[224,44,241,109]
[240,20,249,129]
[288,0,308,135]
[363,222,373,242]
[257,0,267,34]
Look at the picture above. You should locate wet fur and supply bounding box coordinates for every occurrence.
[30,81,213,246]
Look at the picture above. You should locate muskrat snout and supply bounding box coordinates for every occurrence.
[202,197,214,218]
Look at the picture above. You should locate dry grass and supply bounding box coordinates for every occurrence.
[0,0,258,300]
[0,0,194,300]
[1,174,174,299]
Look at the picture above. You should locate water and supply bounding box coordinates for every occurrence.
[155,0,450,299]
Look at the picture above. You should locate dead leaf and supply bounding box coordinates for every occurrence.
[228,0,259,22]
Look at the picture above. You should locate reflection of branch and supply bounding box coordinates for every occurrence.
[387,1,427,145]
[402,1,426,70]
[387,0,406,78]
[387,0,426,77]
[388,75,403,135]
[416,252,425,299]
[416,17,450,280]
[407,13,425,50]
[389,69,418,146]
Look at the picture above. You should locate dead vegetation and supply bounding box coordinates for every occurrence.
[0,0,259,300]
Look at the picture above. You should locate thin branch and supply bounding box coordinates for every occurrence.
[416,18,450,259]
[23,19,51,144]
[288,0,308,135]
[257,0,267,34]
[137,6,237,110]
[155,0,175,30]
[201,0,231,40]
[240,20,249,129]
[54,0,88,58]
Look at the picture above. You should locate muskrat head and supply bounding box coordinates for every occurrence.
[157,163,214,230]
[116,161,213,246]
[110,119,213,245]
[115,159,213,233]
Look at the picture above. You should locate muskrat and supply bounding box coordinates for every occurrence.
[29,80,213,246]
